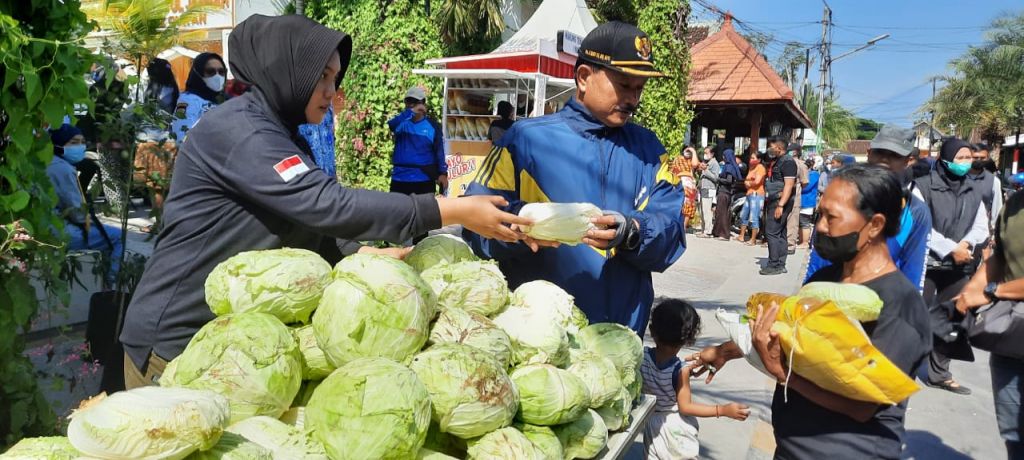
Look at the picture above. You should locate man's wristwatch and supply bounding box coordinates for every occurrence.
[984,282,1001,301]
[623,220,641,251]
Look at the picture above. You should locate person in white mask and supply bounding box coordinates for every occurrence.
[171,52,227,142]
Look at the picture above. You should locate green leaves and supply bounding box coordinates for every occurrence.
[634,0,693,157]
[1,0,94,448]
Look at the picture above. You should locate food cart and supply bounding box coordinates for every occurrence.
[413,0,598,196]
[412,68,574,196]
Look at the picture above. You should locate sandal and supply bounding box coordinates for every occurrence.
[924,379,972,395]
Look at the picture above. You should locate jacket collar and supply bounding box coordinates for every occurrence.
[562,97,619,137]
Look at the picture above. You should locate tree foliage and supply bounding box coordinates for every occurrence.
[307,0,446,191]
[84,0,220,64]
[633,0,693,157]
[924,11,1024,144]
[586,0,637,23]
[855,117,882,140]
[803,92,858,149]
[0,0,95,446]
[435,0,504,55]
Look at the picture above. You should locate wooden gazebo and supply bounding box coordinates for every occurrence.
[688,15,812,155]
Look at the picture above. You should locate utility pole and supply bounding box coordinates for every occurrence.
[929,77,937,148]
[814,2,831,156]
[800,47,812,140]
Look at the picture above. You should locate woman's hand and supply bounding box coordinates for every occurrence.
[720,402,751,421]
[357,246,412,260]
[951,241,973,265]
[688,341,741,384]
[751,302,787,382]
[437,196,530,243]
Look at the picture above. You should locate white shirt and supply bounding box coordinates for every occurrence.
[912,187,990,258]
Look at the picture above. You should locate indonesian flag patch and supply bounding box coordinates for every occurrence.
[273,155,310,182]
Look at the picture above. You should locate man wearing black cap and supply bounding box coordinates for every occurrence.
[463,21,686,336]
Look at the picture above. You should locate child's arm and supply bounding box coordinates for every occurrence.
[676,364,751,421]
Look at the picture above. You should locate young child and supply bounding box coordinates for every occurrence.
[642,299,750,459]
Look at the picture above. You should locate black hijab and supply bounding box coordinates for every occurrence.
[938,138,972,189]
[185,52,226,103]
[146,58,179,108]
[228,14,352,132]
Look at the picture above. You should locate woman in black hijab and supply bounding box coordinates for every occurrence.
[170,52,226,140]
[120,14,529,387]
[145,57,179,114]
[913,137,990,395]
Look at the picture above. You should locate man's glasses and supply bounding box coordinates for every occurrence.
[203,68,227,77]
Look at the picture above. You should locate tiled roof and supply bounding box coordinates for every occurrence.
[688,16,796,103]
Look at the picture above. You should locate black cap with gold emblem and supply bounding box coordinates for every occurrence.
[577,21,667,78]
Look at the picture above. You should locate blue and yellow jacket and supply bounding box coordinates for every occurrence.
[463,98,686,335]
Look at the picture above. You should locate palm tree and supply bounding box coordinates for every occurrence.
[802,92,859,150]
[924,12,1024,145]
[435,0,505,54]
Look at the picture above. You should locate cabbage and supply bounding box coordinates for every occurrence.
[466,427,542,460]
[314,254,435,367]
[511,364,591,426]
[595,387,632,431]
[421,260,510,317]
[205,248,332,324]
[406,234,478,273]
[291,379,321,408]
[553,409,608,459]
[278,407,305,429]
[576,323,643,392]
[423,422,467,458]
[160,313,302,423]
[518,203,603,245]
[227,416,327,459]
[493,306,570,367]
[514,423,563,460]
[429,307,513,368]
[409,343,519,439]
[67,387,229,460]
[510,280,589,334]
[306,358,432,459]
[293,325,333,380]
[186,432,272,460]
[0,437,79,459]
[567,351,624,408]
[797,282,884,322]
[417,448,460,460]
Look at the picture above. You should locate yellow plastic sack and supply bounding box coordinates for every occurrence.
[748,294,920,405]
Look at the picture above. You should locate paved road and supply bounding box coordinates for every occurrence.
[643,235,1003,459]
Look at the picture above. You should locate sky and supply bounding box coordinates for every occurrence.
[690,0,1022,128]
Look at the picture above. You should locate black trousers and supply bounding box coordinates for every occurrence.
[390,180,436,196]
[924,269,972,383]
[765,198,793,269]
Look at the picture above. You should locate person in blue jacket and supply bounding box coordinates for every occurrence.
[388,86,448,196]
[805,125,931,291]
[463,21,686,336]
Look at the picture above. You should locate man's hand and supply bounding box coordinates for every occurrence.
[773,205,783,220]
[955,286,990,314]
[951,242,973,265]
[751,303,786,382]
[582,215,622,249]
[357,246,412,260]
[437,195,530,243]
[436,175,449,195]
[721,402,751,421]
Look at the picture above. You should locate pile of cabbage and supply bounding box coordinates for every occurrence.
[6,237,646,460]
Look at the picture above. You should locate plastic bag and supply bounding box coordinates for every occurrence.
[748,293,919,405]
[518,203,603,245]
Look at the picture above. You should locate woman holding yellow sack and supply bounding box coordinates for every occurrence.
[695,164,931,459]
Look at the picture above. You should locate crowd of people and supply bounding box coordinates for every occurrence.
[37,11,1024,460]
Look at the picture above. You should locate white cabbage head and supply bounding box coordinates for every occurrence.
[517,203,603,245]
[67,387,230,460]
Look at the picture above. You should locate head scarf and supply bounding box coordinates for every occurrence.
[720,148,742,179]
[229,14,352,132]
[146,58,180,110]
[938,138,973,185]
[185,52,226,103]
[49,124,82,156]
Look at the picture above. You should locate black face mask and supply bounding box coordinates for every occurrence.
[814,223,869,264]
